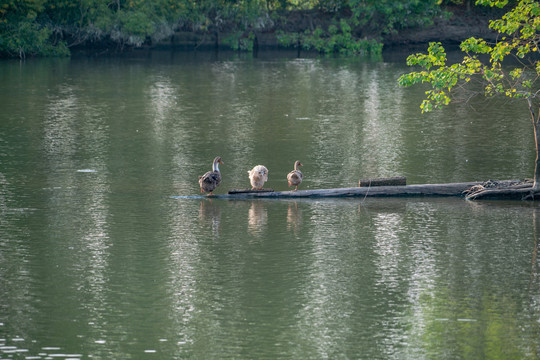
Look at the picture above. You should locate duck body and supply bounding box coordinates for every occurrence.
[248,165,269,190]
[199,156,223,195]
[287,160,303,191]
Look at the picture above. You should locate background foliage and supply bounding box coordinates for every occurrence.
[0,0,503,58]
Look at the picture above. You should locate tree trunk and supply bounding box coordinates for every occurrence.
[529,98,540,191]
[534,122,540,190]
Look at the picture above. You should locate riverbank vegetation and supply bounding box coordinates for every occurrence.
[1,0,507,58]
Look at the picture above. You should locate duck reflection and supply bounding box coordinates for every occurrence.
[287,201,302,234]
[248,201,267,236]
[198,199,221,237]
[0,173,7,214]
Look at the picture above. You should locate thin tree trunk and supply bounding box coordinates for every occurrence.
[529,98,540,190]
[534,124,540,190]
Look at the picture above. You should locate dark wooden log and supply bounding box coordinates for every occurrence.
[359,176,407,187]
[170,180,529,200]
[228,188,274,194]
[199,180,525,199]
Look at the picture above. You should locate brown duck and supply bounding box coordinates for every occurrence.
[287,160,303,191]
[199,156,223,195]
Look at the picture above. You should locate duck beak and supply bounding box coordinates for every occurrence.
[219,159,224,165]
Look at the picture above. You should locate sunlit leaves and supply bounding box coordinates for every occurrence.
[398,42,460,113]
[475,0,508,8]
[421,90,451,112]
[460,37,492,54]
[398,70,430,86]
[487,0,539,44]
[405,42,447,70]
[510,68,523,80]
[399,0,539,113]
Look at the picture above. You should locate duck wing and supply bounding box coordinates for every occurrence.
[199,171,222,192]
[287,170,303,186]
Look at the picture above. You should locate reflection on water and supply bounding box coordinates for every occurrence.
[198,199,221,238]
[248,201,268,236]
[148,75,178,139]
[0,53,539,359]
[361,66,405,178]
[286,201,302,234]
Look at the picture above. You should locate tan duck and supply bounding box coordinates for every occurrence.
[287,160,303,191]
[248,165,268,190]
[199,156,223,195]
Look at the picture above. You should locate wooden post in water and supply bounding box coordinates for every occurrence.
[359,176,407,187]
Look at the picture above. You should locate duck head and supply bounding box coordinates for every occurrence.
[213,156,224,172]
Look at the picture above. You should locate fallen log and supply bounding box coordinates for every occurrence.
[359,176,406,187]
[228,188,274,194]
[171,180,526,200]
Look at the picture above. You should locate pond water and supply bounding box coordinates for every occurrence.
[1,50,539,359]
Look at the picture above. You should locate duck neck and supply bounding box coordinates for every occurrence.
[213,161,220,172]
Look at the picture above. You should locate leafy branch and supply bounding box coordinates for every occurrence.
[399,0,540,189]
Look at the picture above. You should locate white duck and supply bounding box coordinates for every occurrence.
[287,160,303,191]
[248,165,269,190]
